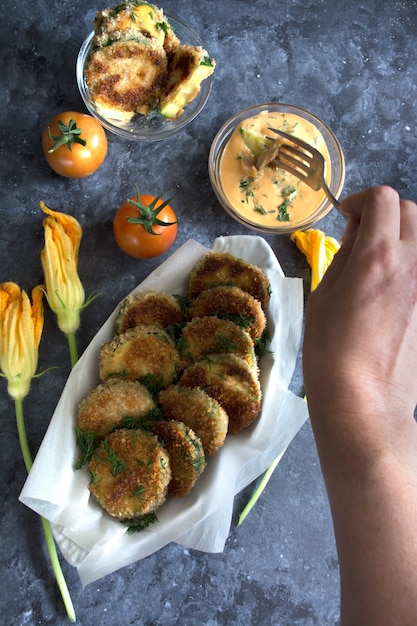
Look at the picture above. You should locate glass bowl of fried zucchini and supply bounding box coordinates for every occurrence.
[76,2,215,141]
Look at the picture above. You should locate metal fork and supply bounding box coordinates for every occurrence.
[268,128,341,210]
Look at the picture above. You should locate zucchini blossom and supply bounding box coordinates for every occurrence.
[291,228,340,291]
[0,281,76,621]
[0,282,44,401]
[40,201,85,366]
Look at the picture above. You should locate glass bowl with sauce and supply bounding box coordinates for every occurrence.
[76,16,214,142]
[208,103,345,234]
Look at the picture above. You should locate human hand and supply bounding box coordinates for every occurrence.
[303,186,417,454]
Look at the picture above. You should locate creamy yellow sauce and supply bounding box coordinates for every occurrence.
[219,111,331,228]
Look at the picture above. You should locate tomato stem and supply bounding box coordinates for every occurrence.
[48,118,87,153]
[127,185,176,235]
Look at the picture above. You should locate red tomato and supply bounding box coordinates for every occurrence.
[113,189,178,259]
[42,112,108,178]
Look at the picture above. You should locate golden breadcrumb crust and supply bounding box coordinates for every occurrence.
[180,316,257,370]
[88,428,171,519]
[98,324,180,388]
[85,36,168,117]
[114,290,185,334]
[158,384,228,456]
[151,419,205,497]
[179,354,262,435]
[77,379,156,437]
[188,285,266,341]
[188,252,271,310]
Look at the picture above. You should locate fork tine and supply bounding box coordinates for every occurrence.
[275,151,310,176]
[268,127,316,154]
[268,127,342,209]
[276,142,311,165]
[274,157,309,181]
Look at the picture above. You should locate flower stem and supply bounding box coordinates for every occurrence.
[15,398,32,474]
[40,516,76,623]
[66,332,78,368]
[15,398,76,622]
[237,454,281,526]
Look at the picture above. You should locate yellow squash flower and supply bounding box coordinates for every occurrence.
[40,201,85,365]
[0,282,44,400]
[291,228,340,291]
[0,280,76,620]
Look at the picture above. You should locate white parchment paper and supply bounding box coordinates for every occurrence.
[20,235,309,585]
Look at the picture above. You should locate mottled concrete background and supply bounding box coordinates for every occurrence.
[1,1,416,624]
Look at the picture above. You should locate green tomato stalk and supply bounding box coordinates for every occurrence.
[127,185,176,235]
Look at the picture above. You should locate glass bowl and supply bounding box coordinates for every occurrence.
[76,16,214,141]
[208,103,345,234]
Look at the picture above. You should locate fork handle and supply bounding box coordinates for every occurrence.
[323,183,341,211]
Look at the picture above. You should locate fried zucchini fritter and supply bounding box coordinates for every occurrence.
[85,1,214,121]
[114,290,185,334]
[180,316,256,370]
[151,420,205,497]
[93,1,169,48]
[77,379,156,438]
[158,385,228,456]
[188,285,266,341]
[98,324,180,388]
[188,252,271,310]
[158,44,215,119]
[87,428,171,519]
[179,354,262,435]
[85,36,169,120]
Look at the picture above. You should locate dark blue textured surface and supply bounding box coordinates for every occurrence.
[1,1,416,624]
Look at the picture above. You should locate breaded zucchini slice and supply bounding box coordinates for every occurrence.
[151,420,205,497]
[188,251,271,310]
[188,285,266,341]
[93,1,169,48]
[98,324,180,388]
[180,316,257,370]
[87,428,171,519]
[114,290,185,334]
[179,354,262,435]
[77,379,156,438]
[159,44,215,119]
[85,35,168,120]
[158,385,228,456]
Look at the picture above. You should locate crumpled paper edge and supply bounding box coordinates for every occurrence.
[19,235,309,586]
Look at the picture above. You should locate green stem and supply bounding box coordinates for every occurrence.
[15,398,33,474]
[237,454,281,526]
[66,332,79,368]
[15,398,76,622]
[40,517,76,623]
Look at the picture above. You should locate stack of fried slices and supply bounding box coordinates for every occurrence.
[84,1,215,121]
[76,252,271,527]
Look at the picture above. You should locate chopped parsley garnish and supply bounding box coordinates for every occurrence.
[239,177,256,202]
[201,56,214,67]
[73,427,100,469]
[139,373,164,398]
[277,185,297,221]
[277,200,291,222]
[103,441,126,476]
[157,21,169,35]
[126,512,158,533]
